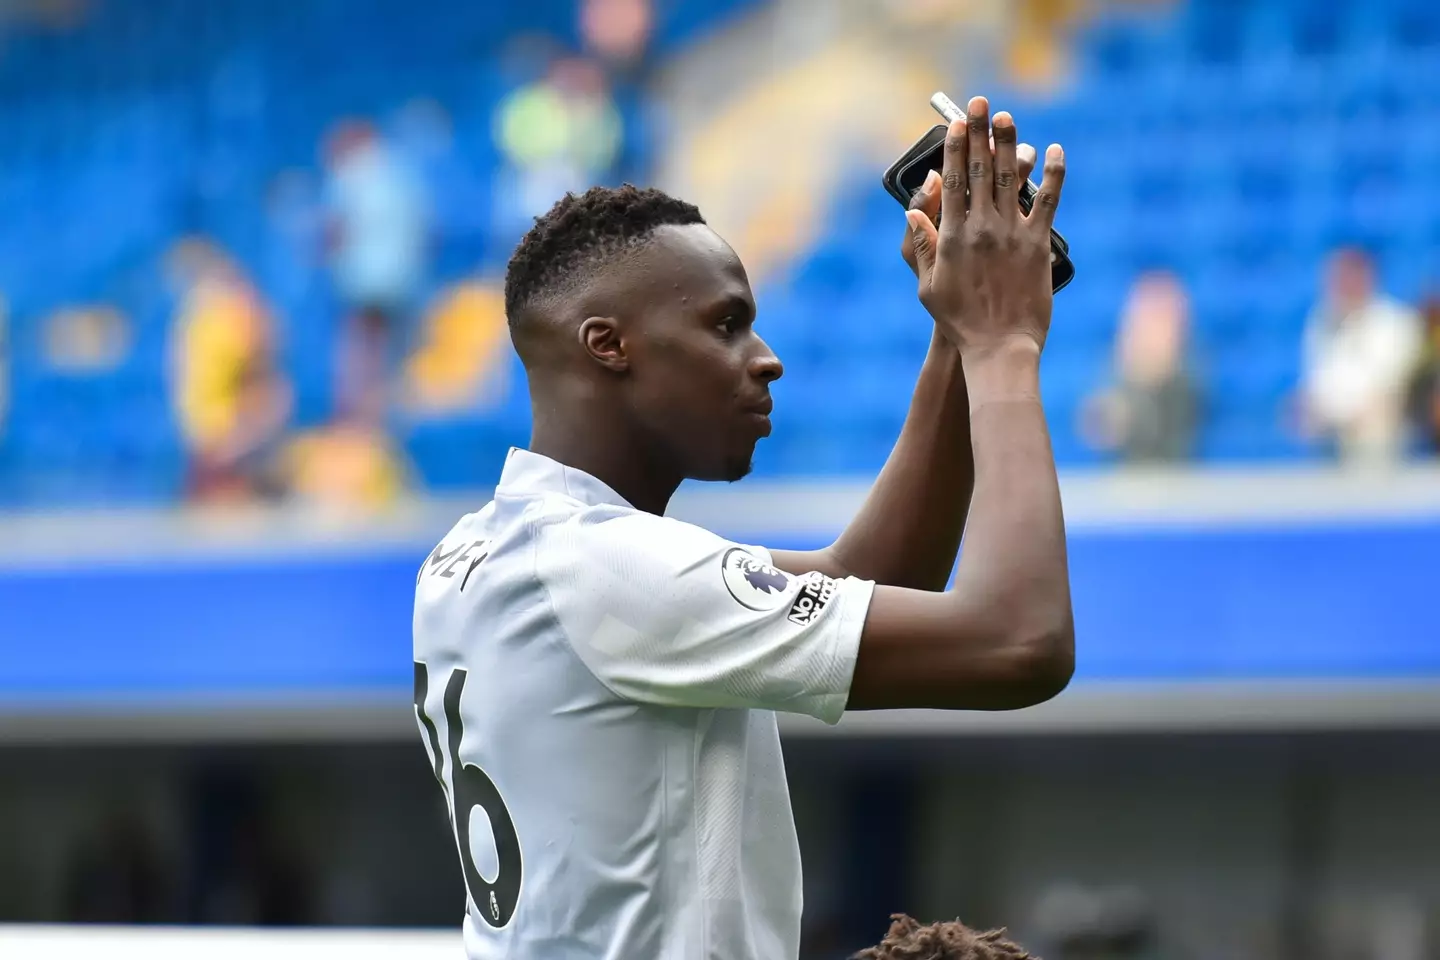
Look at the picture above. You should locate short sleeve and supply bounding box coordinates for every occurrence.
[533,509,873,724]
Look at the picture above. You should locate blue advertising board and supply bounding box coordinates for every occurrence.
[0,512,1436,708]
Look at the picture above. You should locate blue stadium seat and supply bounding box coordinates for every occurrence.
[0,0,773,503]
[3,0,1438,503]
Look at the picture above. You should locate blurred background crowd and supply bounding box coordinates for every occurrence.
[1,2,1438,960]
[0,0,1436,514]
[0,0,676,509]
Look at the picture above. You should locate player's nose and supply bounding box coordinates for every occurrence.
[749,345,783,384]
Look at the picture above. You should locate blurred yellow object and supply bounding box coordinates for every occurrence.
[282,421,406,511]
[1008,28,1066,88]
[173,277,272,455]
[1006,0,1084,90]
[403,280,513,414]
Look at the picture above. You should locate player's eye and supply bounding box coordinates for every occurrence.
[716,316,741,337]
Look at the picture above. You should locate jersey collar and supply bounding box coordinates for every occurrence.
[496,448,635,509]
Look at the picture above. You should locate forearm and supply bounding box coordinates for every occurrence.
[827,327,973,590]
[951,341,1073,662]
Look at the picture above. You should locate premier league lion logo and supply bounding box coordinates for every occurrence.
[721,547,792,611]
[743,564,790,595]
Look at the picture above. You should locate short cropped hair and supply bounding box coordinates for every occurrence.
[503,184,705,326]
[853,914,1036,960]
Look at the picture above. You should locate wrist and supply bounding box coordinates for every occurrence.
[923,325,961,368]
[961,336,1042,408]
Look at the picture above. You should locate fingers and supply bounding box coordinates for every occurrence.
[1017,143,1037,189]
[992,111,1019,219]
[900,169,942,274]
[939,116,969,239]
[966,96,993,218]
[909,167,942,224]
[993,136,1036,195]
[1028,143,1066,230]
[905,208,939,283]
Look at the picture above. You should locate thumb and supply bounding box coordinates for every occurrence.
[905,209,938,282]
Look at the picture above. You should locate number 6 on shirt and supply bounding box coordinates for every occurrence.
[414,660,524,927]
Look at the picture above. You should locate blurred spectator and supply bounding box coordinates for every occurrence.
[580,0,654,83]
[1404,296,1440,457]
[167,238,292,505]
[40,304,130,371]
[1300,247,1423,466]
[284,123,427,517]
[402,279,514,415]
[1081,270,1201,464]
[492,55,625,240]
[578,0,656,185]
[323,119,431,425]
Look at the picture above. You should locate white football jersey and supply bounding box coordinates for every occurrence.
[412,448,875,960]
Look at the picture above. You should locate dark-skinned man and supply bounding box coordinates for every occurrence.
[413,96,1072,960]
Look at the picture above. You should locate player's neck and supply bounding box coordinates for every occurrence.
[528,418,682,516]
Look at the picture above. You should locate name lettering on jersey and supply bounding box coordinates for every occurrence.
[460,551,487,592]
[418,538,490,587]
[786,571,838,626]
[720,548,792,611]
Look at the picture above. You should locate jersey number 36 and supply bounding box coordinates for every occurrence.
[414,661,523,928]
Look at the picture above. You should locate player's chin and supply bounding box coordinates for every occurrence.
[729,433,763,479]
[689,429,761,483]
[698,443,755,484]
[723,451,755,483]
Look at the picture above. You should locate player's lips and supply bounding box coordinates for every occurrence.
[743,398,773,435]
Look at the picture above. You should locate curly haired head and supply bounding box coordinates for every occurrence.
[853,914,1038,960]
[501,181,779,486]
[503,184,705,338]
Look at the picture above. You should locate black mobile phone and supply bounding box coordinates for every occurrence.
[882,93,1075,293]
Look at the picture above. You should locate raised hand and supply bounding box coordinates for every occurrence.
[904,96,1065,359]
[900,142,1037,278]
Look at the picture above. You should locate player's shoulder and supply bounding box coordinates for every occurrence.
[530,502,787,626]
[532,499,747,569]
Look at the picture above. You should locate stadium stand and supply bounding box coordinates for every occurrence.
[0,0,757,505]
[756,0,1440,473]
[0,0,1437,506]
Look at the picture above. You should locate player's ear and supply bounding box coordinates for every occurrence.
[579,316,628,372]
